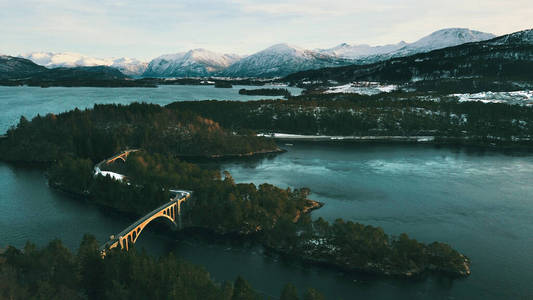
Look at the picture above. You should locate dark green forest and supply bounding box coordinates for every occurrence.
[0,236,325,300]
[47,151,470,277]
[239,88,291,97]
[49,151,316,234]
[168,93,533,148]
[0,102,471,284]
[0,102,278,163]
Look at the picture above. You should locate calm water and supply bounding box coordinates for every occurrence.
[1,145,532,299]
[219,143,533,299]
[0,87,532,299]
[0,85,301,134]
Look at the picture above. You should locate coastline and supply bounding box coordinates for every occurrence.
[259,133,436,142]
[259,133,533,151]
[29,167,473,280]
[176,147,286,160]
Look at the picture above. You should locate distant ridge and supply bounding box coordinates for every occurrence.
[0,55,149,87]
[20,52,148,76]
[283,28,533,92]
[143,49,241,77]
[14,27,497,78]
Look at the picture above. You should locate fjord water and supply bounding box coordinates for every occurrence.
[1,145,532,299]
[0,85,302,133]
[219,143,533,299]
[0,86,532,299]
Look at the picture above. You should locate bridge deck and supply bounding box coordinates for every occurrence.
[101,190,191,252]
[117,197,181,238]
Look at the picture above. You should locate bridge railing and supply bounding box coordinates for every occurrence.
[100,190,192,254]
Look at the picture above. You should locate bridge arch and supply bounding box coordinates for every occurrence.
[128,213,177,245]
[100,190,191,256]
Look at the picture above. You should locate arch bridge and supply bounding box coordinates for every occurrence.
[100,190,191,256]
[105,149,139,164]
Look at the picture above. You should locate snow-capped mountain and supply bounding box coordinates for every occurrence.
[284,28,533,89]
[20,52,148,76]
[390,28,496,57]
[176,30,495,77]
[15,28,500,79]
[318,28,495,64]
[318,41,408,59]
[222,43,349,78]
[143,49,241,77]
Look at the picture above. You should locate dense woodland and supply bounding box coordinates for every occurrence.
[47,151,470,277]
[1,102,471,283]
[0,103,278,163]
[168,93,533,148]
[0,236,325,300]
[264,217,470,277]
[239,88,291,97]
[49,151,313,234]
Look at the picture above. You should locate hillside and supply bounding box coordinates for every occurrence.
[222,43,352,77]
[0,55,154,87]
[0,55,47,80]
[21,52,148,76]
[284,29,533,93]
[143,49,241,77]
[318,28,494,62]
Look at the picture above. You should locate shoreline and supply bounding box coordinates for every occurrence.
[259,133,533,151]
[176,147,286,160]
[259,133,437,142]
[17,164,472,280]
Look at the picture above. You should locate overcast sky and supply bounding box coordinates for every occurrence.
[1,0,532,60]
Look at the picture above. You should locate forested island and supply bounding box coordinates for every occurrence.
[0,103,280,163]
[0,103,471,279]
[239,88,291,97]
[168,92,533,149]
[215,82,233,88]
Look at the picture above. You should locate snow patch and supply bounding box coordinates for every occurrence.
[324,82,398,95]
[452,91,533,105]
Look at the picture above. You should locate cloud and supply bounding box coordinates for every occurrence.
[1,0,532,60]
[229,0,397,17]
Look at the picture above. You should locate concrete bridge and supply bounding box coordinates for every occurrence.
[100,189,191,256]
[93,149,139,182]
[94,149,193,256]
[105,149,139,164]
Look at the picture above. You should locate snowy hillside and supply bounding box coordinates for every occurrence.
[222,43,348,77]
[320,28,495,64]
[391,28,496,56]
[20,52,147,76]
[487,28,533,45]
[143,49,241,77]
[318,42,407,59]
[16,27,505,79]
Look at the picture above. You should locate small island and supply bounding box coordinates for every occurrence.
[214,81,233,88]
[238,88,291,97]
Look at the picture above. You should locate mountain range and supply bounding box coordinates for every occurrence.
[16,28,497,78]
[20,52,147,76]
[0,55,151,87]
[318,28,496,62]
[143,49,241,77]
[284,28,533,93]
